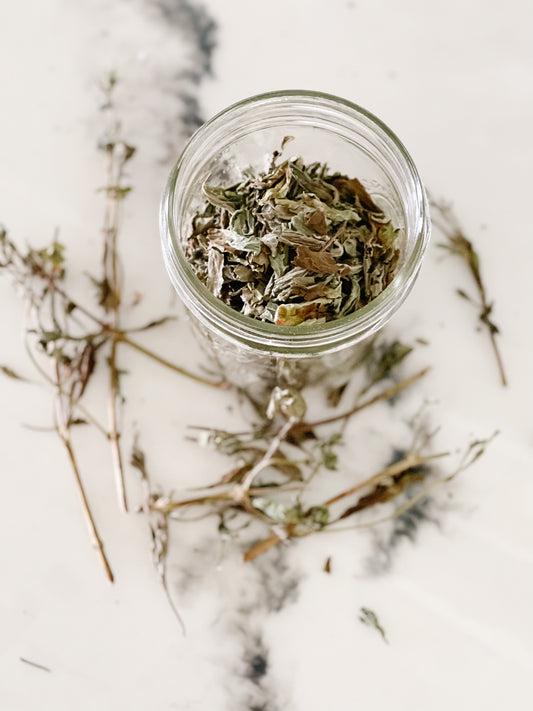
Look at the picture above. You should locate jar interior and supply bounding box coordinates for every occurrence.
[176,120,408,269]
[162,92,430,358]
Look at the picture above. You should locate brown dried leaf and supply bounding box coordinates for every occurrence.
[338,469,425,520]
[304,210,329,235]
[274,301,327,326]
[0,365,26,381]
[292,246,339,275]
[278,230,327,250]
[331,177,382,213]
[77,343,96,398]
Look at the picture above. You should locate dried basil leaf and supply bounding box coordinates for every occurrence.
[292,246,340,275]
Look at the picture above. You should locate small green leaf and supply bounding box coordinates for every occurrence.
[202,183,243,212]
[359,607,388,644]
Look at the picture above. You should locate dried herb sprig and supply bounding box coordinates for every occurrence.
[359,607,388,644]
[0,77,498,610]
[145,336,494,569]
[241,446,446,563]
[19,658,52,673]
[135,352,449,565]
[0,76,226,580]
[0,229,222,579]
[327,431,498,534]
[186,142,400,325]
[431,199,507,386]
[1,226,116,580]
[100,100,131,511]
[130,437,186,633]
[243,429,496,562]
[290,366,430,437]
[55,374,115,582]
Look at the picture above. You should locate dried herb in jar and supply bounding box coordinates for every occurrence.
[185,140,400,326]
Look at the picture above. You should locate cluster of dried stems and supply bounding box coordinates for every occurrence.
[152,366,494,566]
[0,77,224,583]
[0,79,501,616]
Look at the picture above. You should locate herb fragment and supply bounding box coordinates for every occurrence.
[359,607,388,644]
[186,146,400,324]
[431,199,507,386]
[1,365,27,381]
[130,437,186,634]
[148,358,483,566]
[19,657,52,673]
[362,339,413,393]
[0,76,226,582]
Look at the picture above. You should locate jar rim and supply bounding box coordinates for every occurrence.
[161,90,430,356]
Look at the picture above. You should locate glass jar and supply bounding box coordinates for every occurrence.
[160,90,430,399]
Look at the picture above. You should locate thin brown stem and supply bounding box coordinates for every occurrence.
[47,278,108,328]
[161,572,186,635]
[324,451,449,508]
[292,367,430,434]
[239,419,294,491]
[61,434,115,582]
[488,323,507,387]
[102,145,128,512]
[431,201,507,387]
[22,320,109,437]
[72,400,110,438]
[19,658,52,673]
[108,338,127,511]
[55,392,114,582]
[323,474,451,534]
[242,450,449,562]
[152,490,232,514]
[117,332,228,389]
[243,533,282,562]
[468,254,507,387]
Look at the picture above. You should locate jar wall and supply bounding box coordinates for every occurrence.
[188,311,375,402]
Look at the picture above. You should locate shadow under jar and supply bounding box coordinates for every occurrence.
[160,90,430,402]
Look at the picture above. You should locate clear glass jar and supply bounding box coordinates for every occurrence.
[160,90,430,398]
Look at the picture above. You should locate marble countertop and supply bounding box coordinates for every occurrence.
[1,1,532,709]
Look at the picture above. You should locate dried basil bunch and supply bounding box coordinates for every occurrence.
[185,141,400,326]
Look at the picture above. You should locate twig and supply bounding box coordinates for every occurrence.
[161,570,186,635]
[153,492,231,514]
[19,657,52,673]
[22,323,110,438]
[243,533,282,562]
[44,277,107,329]
[431,199,507,386]
[324,451,448,508]
[242,449,449,562]
[149,514,186,634]
[324,432,498,534]
[108,338,127,511]
[55,387,114,582]
[102,141,128,512]
[239,419,295,492]
[292,367,430,434]
[117,332,228,389]
[131,437,186,633]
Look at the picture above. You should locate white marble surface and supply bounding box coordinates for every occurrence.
[1,1,532,709]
